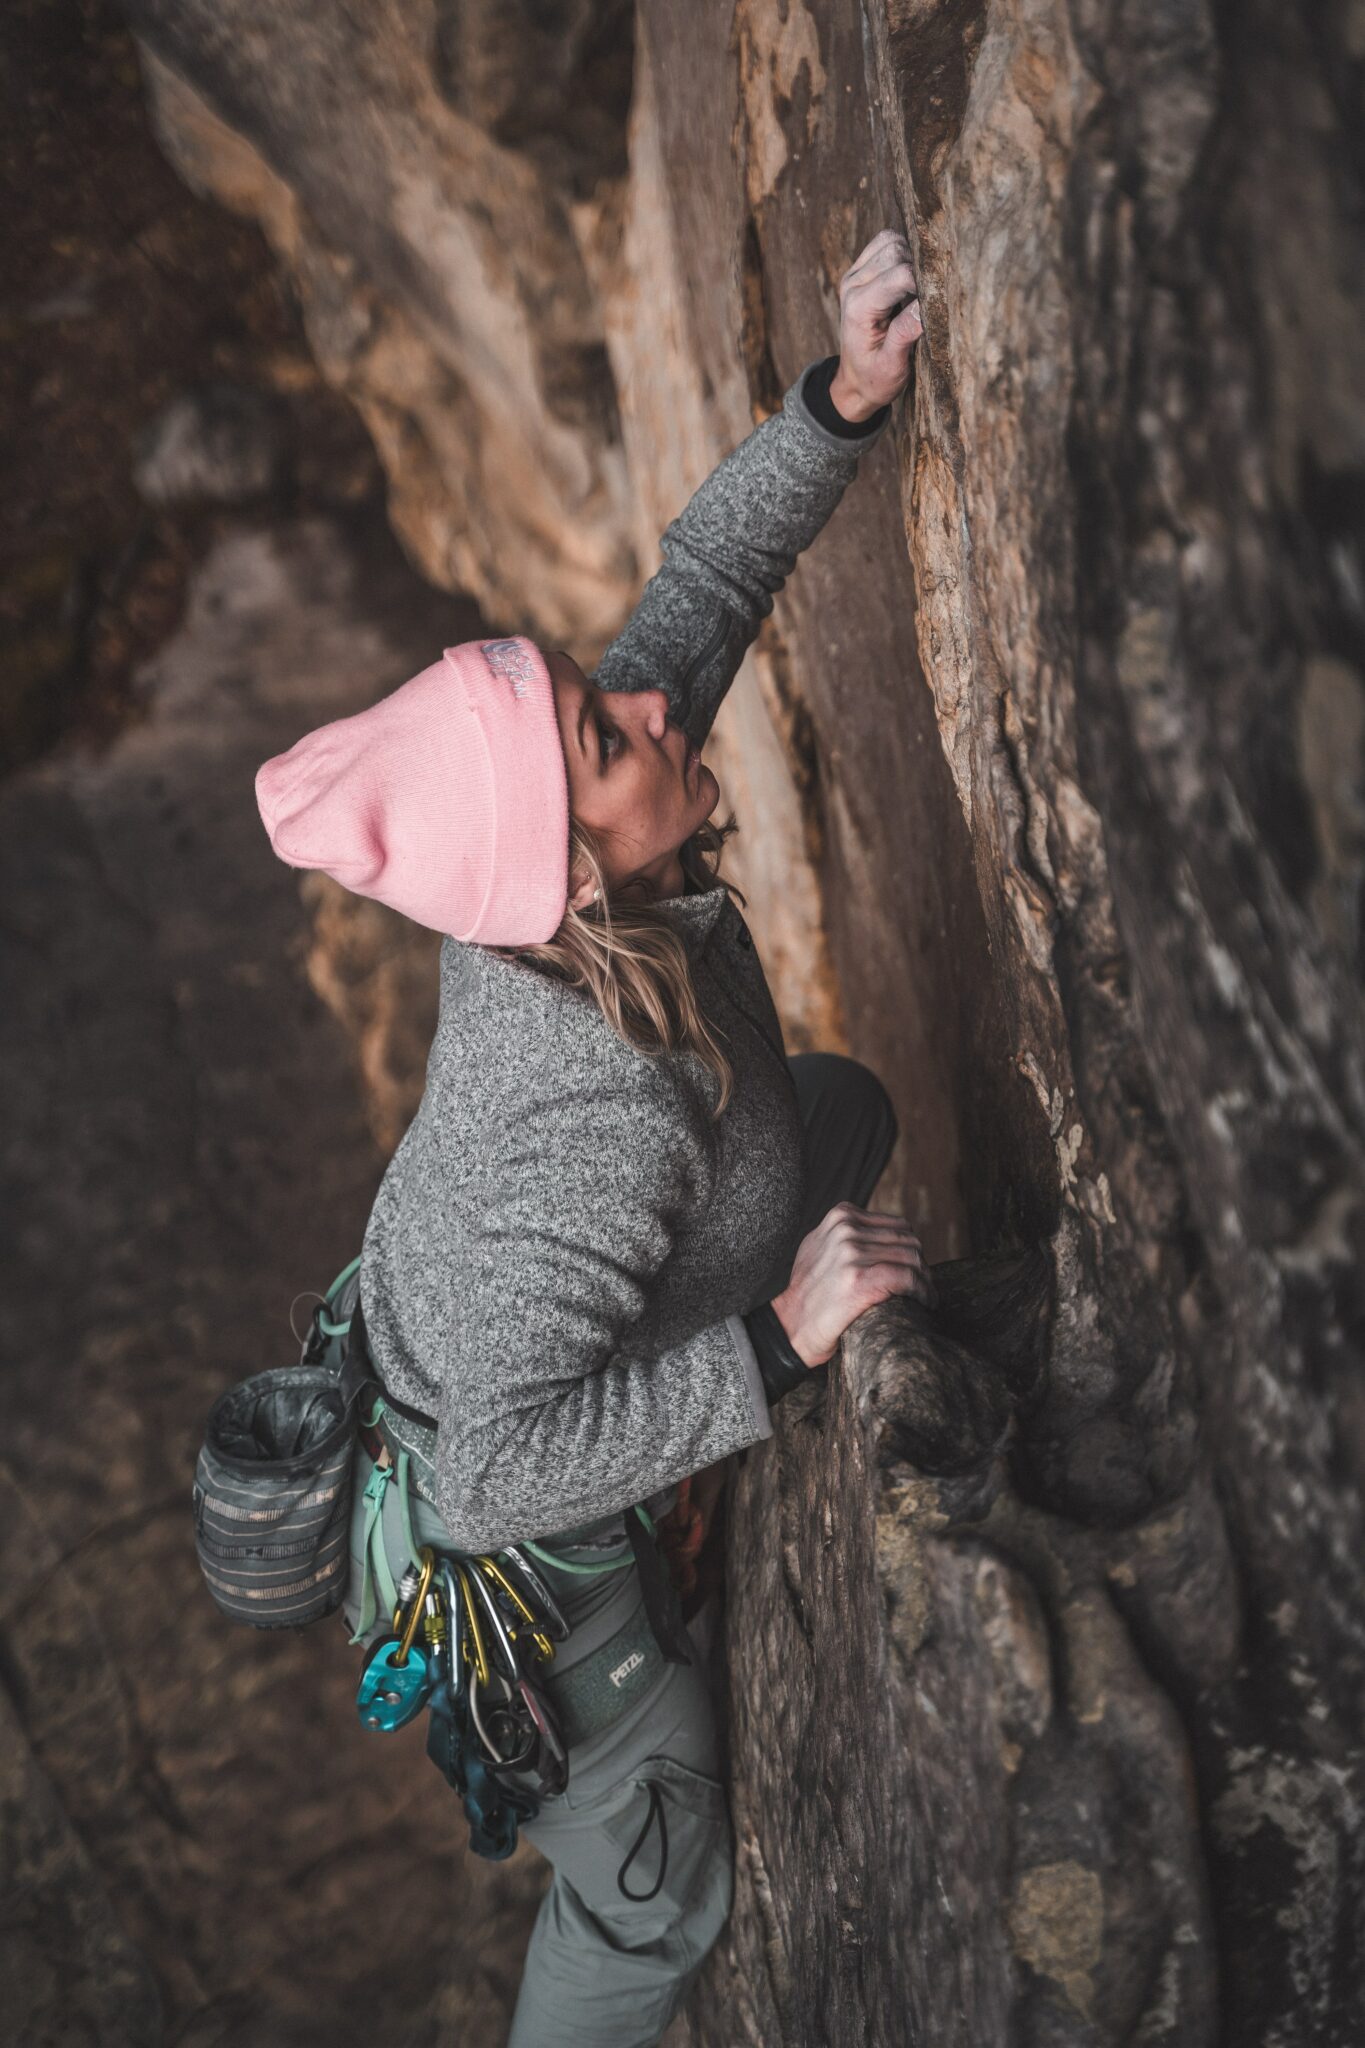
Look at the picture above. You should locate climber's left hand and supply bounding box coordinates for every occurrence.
[830,228,922,422]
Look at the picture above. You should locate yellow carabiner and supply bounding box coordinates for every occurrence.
[476,1555,554,1664]
[392,1547,435,1668]
[455,1562,491,1689]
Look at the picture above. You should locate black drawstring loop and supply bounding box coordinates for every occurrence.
[616,1780,669,1902]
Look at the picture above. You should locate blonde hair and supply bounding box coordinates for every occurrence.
[496,813,745,1120]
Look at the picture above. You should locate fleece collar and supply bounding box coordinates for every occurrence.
[653,879,730,959]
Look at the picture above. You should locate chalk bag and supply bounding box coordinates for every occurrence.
[192,1257,371,1629]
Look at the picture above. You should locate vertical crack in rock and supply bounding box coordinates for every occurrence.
[738,200,786,423]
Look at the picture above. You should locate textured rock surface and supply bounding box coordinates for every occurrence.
[32,0,1365,2040]
[680,0,1365,2041]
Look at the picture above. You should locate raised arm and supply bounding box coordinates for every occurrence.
[594,229,922,747]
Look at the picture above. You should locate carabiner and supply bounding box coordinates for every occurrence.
[469,1666,533,1770]
[422,1588,448,1686]
[392,1546,435,1668]
[477,1555,555,1663]
[455,1562,491,1690]
[500,1546,571,1641]
[441,1559,467,1699]
[465,1557,523,1683]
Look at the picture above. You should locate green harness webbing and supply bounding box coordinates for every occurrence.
[351,1389,432,1644]
[520,1506,654,1579]
[351,1454,652,1638]
[318,1254,362,1338]
[352,1455,396,1642]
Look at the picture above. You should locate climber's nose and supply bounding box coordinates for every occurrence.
[634,689,670,740]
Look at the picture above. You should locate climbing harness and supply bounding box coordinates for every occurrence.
[190,1248,710,1909]
[347,1449,673,1859]
[342,1262,694,1861]
[194,1254,695,1864]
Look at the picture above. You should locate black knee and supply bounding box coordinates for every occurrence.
[859,1069,898,1181]
[828,1056,897,1158]
[860,1065,898,1154]
[788,1051,899,1200]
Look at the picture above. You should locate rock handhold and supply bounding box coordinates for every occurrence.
[844,1248,1052,1509]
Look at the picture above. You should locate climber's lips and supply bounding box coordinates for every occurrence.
[684,738,700,790]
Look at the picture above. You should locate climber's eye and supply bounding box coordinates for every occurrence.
[597,716,622,767]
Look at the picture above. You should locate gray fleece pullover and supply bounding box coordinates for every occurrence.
[358,358,891,1551]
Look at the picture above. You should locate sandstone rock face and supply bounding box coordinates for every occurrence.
[121,3,1365,2041]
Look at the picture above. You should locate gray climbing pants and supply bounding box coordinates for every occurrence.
[343,1051,897,2048]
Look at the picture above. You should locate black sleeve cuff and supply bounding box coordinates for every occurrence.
[743,1299,814,1406]
[801,355,892,442]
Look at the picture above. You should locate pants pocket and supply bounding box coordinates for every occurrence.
[599,1754,732,1936]
[508,1757,733,2048]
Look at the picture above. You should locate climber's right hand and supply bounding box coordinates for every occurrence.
[770,1200,936,1369]
[830,228,923,421]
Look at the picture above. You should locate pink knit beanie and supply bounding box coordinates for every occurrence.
[255,636,569,945]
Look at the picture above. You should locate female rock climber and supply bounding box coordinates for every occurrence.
[255,227,931,2047]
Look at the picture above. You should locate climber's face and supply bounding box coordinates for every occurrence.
[546,650,719,907]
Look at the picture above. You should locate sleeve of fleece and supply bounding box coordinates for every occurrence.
[592,356,892,749]
[431,1061,773,1553]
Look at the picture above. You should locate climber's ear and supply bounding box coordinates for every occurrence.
[567,868,600,914]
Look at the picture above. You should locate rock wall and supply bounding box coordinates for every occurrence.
[124,3,1365,2042]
